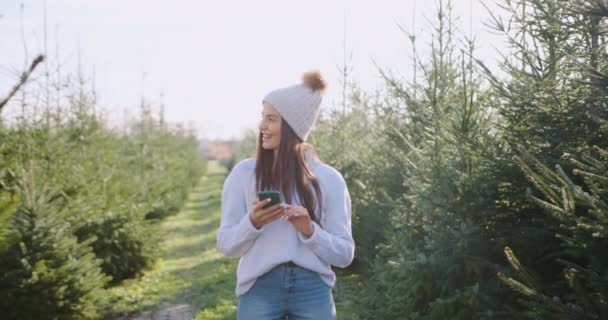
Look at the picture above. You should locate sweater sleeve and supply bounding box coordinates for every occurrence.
[216,162,264,258]
[297,173,355,268]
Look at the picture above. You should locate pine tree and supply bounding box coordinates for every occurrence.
[0,161,111,320]
[479,0,608,318]
[360,1,512,318]
[501,147,608,319]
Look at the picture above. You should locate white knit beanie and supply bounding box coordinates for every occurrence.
[262,71,327,142]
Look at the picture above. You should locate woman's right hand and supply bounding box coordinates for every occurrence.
[250,199,285,229]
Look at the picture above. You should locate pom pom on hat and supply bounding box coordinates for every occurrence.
[262,71,327,142]
[302,70,327,92]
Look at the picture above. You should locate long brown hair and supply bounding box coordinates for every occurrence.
[255,119,323,225]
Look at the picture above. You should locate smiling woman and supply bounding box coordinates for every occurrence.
[259,103,282,151]
[216,71,355,320]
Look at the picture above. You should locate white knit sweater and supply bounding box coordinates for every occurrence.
[216,151,355,296]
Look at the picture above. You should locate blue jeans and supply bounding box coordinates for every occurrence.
[237,262,337,320]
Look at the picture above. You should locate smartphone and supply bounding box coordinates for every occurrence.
[258,190,282,209]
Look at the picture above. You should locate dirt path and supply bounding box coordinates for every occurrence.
[126,302,192,320]
[116,161,236,320]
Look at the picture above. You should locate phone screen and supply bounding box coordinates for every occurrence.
[258,190,281,209]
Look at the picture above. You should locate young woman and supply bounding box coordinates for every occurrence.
[217,71,355,320]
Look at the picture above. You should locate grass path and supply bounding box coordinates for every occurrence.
[109,160,360,320]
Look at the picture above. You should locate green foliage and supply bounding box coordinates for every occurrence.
[357,1,514,317]
[75,207,157,282]
[307,0,608,317]
[0,191,18,252]
[128,104,206,219]
[311,90,396,267]
[0,163,111,320]
[475,0,608,318]
[0,57,206,318]
[481,0,608,158]
[501,148,608,319]
[502,147,608,319]
[222,129,257,174]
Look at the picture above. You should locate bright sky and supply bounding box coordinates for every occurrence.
[0,0,506,140]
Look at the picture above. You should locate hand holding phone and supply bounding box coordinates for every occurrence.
[250,190,285,229]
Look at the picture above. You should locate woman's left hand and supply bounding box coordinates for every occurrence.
[283,204,314,238]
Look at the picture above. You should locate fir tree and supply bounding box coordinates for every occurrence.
[0,161,111,320]
[501,147,608,319]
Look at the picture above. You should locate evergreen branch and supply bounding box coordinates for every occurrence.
[563,268,603,318]
[514,155,562,205]
[391,126,424,162]
[575,170,608,185]
[556,164,578,190]
[562,187,576,214]
[581,154,607,174]
[569,158,599,175]
[497,271,539,298]
[504,247,541,290]
[556,259,602,281]
[528,194,567,217]
[522,152,565,189]
[593,146,608,159]
[572,0,608,17]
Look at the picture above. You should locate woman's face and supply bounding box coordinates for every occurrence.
[259,102,282,150]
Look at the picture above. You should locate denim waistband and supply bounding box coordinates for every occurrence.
[276,261,314,273]
[278,261,298,267]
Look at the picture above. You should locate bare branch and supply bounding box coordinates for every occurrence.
[0,54,45,113]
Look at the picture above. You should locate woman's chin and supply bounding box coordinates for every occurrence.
[262,143,277,150]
